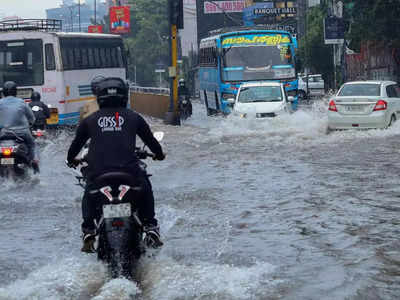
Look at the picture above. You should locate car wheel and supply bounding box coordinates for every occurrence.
[326,126,333,135]
[298,90,307,101]
[389,114,396,127]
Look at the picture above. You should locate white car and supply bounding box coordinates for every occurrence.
[298,74,325,99]
[327,80,400,130]
[227,82,294,118]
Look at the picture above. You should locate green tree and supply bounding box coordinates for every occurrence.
[298,4,334,87]
[123,0,169,86]
[346,0,400,49]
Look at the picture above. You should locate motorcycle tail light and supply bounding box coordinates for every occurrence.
[100,186,113,201]
[1,147,13,156]
[112,220,125,227]
[118,185,131,201]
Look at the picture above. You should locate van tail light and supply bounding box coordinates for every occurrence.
[1,147,13,156]
[328,100,338,112]
[373,100,387,111]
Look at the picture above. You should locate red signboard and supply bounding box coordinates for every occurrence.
[88,25,103,33]
[110,6,131,34]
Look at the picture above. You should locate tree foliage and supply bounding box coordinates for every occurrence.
[345,0,400,49]
[297,3,334,85]
[123,0,169,86]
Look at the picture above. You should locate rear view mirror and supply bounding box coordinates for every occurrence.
[226,98,235,104]
[153,131,164,142]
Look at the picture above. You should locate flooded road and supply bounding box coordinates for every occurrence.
[1,100,400,299]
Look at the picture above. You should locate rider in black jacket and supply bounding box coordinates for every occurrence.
[67,77,165,252]
[29,91,50,130]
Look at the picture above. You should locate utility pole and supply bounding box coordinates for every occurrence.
[78,0,81,32]
[164,0,183,126]
[94,0,96,24]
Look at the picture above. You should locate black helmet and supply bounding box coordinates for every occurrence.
[31,91,41,102]
[91,75,106,96]
[3,81,17,97]
[96,77,129,108]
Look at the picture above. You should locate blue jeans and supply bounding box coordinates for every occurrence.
[15,130,36,161]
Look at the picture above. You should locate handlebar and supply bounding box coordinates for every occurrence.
[66,149,155,169]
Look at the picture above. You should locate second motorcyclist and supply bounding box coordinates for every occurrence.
[178,78,192,117]
[29,91,50,130]
[0,81,39,173]
[67,77,166,252]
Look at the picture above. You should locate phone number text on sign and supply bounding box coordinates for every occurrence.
[204,1,245,14]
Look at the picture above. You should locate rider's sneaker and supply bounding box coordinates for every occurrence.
[81,231,96,253]
[143,225,163,248]
[31,160,40,174]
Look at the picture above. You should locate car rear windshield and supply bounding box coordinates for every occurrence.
[338,84,381,96]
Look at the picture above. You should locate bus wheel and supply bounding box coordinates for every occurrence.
[204,91,211,116]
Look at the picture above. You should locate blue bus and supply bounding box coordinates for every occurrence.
[198,28,298,115]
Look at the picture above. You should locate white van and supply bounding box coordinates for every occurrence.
[227,81,294,118]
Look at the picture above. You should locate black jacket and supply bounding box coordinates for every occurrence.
[67,107,163,180]
[29,100,50,126]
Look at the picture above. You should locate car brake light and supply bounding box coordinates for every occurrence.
[328,100,338,112]
[1,147,13,156]
[373,100,387,111]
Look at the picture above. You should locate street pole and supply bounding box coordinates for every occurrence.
[94,0,97,24]
[78,0,81,32]
[164,0,180,125]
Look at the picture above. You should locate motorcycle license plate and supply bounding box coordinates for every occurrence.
[1,158,14,165]
[103,203,131,218]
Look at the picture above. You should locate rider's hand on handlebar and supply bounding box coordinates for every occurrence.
[66,158,80,169]
[153,152,166,161]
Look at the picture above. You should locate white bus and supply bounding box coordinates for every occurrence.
[0,19,127,125]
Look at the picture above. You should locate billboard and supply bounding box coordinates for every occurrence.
[110,6,130,34]
[196,0,245,47]
[243,1,298,34]
[88,25,103,33]
[324,16,345,44]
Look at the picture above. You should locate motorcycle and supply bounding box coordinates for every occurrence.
[179,95,192,121]
[70,131,165,279]
[0,131,33,178]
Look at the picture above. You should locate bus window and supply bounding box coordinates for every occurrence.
[74,48,82,68]
[45,44,56,70]
[110,47,117,67]
[61,48,69,69]
[68,48,74,69]
[81,48,88,68]
[116,47,123,67]
[0,39,43,86]
[105,48,111,67]
[88,48,95,67]
[93,48,100,67]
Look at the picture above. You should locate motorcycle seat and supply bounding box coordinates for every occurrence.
[0,133,25,143]
[93,171,140,188]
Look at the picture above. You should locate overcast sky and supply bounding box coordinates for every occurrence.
[0,0,64,19]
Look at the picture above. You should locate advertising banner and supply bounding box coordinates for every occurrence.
[324,16,345,44]
[88,25,103,33]
[110,6,131,34]
[204,1,245,14]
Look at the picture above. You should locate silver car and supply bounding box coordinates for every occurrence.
[327,81,400,130]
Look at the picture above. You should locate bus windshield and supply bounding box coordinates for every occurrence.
[221,33,295,82]
[0,39,44,87]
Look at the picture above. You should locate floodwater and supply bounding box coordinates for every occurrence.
[1,99,400,299]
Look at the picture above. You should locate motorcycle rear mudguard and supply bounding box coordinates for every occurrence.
[97,216,144,278]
